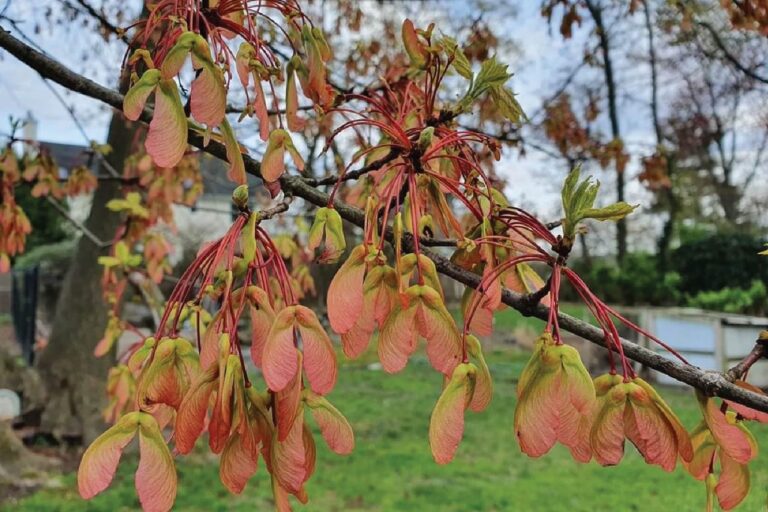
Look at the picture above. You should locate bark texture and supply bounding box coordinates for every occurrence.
[35,110,136,443]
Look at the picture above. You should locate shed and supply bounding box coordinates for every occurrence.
[626,308,768,387]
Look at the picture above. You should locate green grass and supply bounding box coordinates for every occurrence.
[492,302,592,334]
[6,346,768,511]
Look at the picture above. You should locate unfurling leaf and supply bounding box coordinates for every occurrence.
[457,57,512,112]
[439,36,472,79]
[560,167,637,240]
[580,202,637,222]
[307,207,346,263]
[490,85,526,123]
[429,363,476,464]
[95,313,123,357]
[514,333,595,462]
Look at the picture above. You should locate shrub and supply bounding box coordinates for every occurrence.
[564,253,681,306]
[671,232,768,295]
[685,280,767,316]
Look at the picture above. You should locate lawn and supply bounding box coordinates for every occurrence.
[5,344,768,512]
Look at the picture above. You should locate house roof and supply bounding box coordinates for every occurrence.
[40,141,97,172]
[198,153,265,197]
[38,140,266,201]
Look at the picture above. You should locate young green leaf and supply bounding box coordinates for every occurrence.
[439,35,472,79]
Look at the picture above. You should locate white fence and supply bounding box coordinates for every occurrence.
[623,308,768,387]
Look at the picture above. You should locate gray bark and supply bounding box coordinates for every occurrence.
[35,106,136,443]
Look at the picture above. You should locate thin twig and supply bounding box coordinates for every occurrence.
[727,331,768,381]
[46,196,112,248]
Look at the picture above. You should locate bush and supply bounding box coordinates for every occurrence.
[685,280,767,316]
[564,253,681,306]
[671,232,768,295]
[13,239,76,270]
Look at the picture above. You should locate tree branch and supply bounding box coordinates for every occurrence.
[4,28,768,413]
[696,20,768,85]
[45,196,112,248]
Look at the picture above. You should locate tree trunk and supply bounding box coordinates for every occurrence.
[35,108,137,444]
[642,1,678,273]
[0,421,58,488]
[586,0,627,262]
[656,192,678,273]
[0,346,57,488]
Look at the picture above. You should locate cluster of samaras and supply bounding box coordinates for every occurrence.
[83,186,348,511]
[0,145,100,272]
[74,1,766,511]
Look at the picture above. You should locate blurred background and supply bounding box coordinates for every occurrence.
[1,0,767,510]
